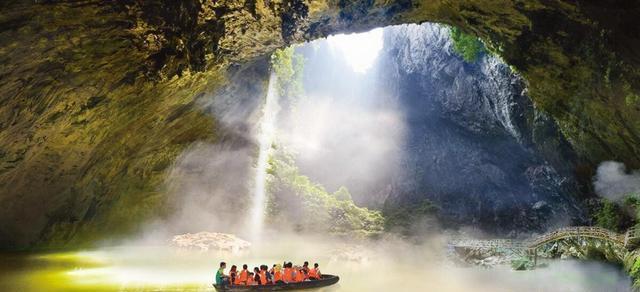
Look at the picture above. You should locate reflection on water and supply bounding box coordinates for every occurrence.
[0,236,632,292]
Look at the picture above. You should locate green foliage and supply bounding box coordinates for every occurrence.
[449,27,486,63]
[623,193,640,224]
[266,146,384,237]
[594,199,624,231]
[333,186,352,201]
[270,47,304,98]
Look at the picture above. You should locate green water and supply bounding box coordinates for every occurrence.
[0,242,632,292]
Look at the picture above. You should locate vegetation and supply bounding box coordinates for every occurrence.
[594,199,625,231]
[624,249,640,288]
[266,146,385,237]
[592,194,639,233]
[449,27,486,63]
[270,47,305,98]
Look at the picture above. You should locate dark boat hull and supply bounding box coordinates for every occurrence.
[214,275,339,291]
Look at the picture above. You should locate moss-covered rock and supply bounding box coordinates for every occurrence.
[1,0,639,249]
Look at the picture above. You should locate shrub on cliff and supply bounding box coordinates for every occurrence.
[449,27,486,63]
[594,199,626,232]
[270,47,304,98]
[266,145,384,237]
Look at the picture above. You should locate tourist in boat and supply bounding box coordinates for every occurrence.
[256,266,267,285]
[229,265,238,285]
[313,263,322,279]
[302,262,310,280]
[235,264,249,285]
[308,263,320,280]
[260,265,271,284]
[215,262,229,286]
[294,267,306,282]
[272,264,284,284]
[253,267,263,285]
[283,262,295,283]
[247,272,256,285]
[269,264,276,275]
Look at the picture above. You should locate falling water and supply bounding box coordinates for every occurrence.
[248,72,280,239]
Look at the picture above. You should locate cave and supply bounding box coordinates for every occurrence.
[1,0,640,290]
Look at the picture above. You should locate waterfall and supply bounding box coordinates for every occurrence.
[248,72,280,239]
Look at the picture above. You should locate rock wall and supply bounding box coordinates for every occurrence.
[0,0,639,248]
[378,24,585,234]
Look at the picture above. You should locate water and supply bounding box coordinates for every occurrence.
[0,236,631,291]
[248,73,280,240]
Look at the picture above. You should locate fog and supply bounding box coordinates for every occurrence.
[118,27,635,292]
[594,161,640,201]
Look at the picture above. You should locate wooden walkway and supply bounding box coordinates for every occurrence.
[449,226,640,252]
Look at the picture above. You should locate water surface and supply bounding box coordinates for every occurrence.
[0,237,632,291]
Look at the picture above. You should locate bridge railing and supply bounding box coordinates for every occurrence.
[527,226,625,249]
[448,226,640,252]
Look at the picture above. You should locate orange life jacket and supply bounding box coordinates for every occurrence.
[247,276,255,285]
[308,268,318,279]
[273,271,283,282]
[237,270,248,285]
[283,268,294,283]
[259,271,268,285]
[294,270,305,282]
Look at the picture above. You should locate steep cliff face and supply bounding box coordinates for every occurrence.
[377,24,584,234]
[0,0,638,248]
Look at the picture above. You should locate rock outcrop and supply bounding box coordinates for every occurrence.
[171,232,251,252]
[1,0,639,248]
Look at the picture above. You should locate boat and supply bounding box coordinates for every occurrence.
[213,275,340,291]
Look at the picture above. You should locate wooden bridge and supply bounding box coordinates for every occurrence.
[450,226,640,251]
[448,225,640,265]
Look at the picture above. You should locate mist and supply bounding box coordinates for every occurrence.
[34,234,629,292]
[120,25,631,291]
[594,161,640,201]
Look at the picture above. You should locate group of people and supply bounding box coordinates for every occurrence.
[215,261,322,286]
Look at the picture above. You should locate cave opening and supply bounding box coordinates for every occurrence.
[258,23,585,240]
[2,0,640,289]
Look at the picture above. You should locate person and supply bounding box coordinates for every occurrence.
[229,265,238,285]
[253,267,262,285]
[294,267,306,282]
[269,264,276,276]
[247,272,256,285]
[301,262,310,280]
[272,264,284,284]
[215,262,229,286]
[260,265,271,284]
[313,263,322,278]
[236,264,249,285]
[283,262,295,283]
[308,263,320,280]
